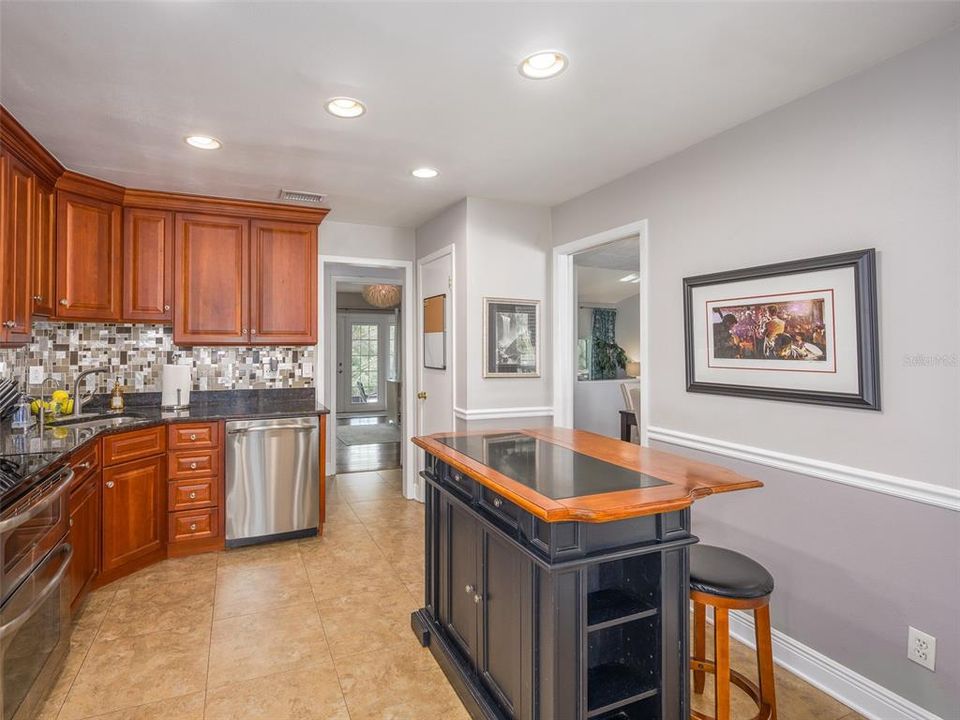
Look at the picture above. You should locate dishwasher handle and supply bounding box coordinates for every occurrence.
[227,425,317,435]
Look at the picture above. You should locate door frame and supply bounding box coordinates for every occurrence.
[417,243,458,430]
[336,310,393,413]
[552,220,650,445]
[317,255,416,499]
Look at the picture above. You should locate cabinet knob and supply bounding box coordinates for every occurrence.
[33,295,43,302]
[189,523,198,531]
[242,328,247,335]
[190,462,197,469]
[251,329,257,335]
[189,491,197,499]
[492,497,503,508]
[69,518,74,527]
[2,320,14,328]
[465,584,475,594]
[163,304,170,311]
[105,481,114,488]
[59,298,69,306]
[76,461,92,470]
[190,433,197,440]
[474,594,482,605]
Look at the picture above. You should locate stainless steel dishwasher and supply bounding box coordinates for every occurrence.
[225,415,319,547]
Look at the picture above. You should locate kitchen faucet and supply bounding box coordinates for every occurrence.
[72,367,110,415]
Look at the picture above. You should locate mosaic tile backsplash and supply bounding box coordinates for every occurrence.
[0,322,315,396]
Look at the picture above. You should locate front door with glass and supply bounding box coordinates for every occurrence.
[337,313,390,413]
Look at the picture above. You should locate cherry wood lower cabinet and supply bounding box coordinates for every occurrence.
[101,454,166,577]
[166,421,224,557]
[68,475,100,611]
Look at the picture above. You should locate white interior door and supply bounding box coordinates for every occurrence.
[337,312,388,413]
[417,250,454,438]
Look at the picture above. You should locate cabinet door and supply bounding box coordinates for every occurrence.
[56,191,122,320]
[1,153,34,343]
[123,208,173,322]
[479,528,533,718]
[101,455,165,573]
[249,220,317,345]
[442,497,480,663]
[32,181,56,316]
[174,213,249,345]
[68,477,100,609]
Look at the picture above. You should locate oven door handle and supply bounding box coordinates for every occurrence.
[0,466,74,535]
[0,542,73,640]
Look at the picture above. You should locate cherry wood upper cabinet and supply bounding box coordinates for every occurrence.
[250,220,317,345]
[101,454,165,574]
[174,213,249,345]
[56,191,122,320]
[32,181,56,317]
[1,152,35,344]
[123,208,173,322]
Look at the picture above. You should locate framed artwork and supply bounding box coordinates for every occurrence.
[484,298,541,378]
[423,294,446,370]
[683,249,880,409]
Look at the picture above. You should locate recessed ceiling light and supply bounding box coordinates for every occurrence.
[519,50,568,80]
[184,135,222,150]
[619,273,638,283]
[411,167,439,179]
[325,97,366,118]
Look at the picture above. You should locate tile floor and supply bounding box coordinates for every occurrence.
[36,469,864,720]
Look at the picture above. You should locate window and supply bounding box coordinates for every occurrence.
[350,323,379,403]
[387,322,397,381]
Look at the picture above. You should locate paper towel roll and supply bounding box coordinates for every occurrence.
[161,365,191,408]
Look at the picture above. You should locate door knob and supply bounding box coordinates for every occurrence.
[417,391,427,400]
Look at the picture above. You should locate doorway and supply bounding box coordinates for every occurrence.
[318,256,416,498]
[553,221,649,444]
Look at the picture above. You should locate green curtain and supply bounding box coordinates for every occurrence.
[590,308,617,379]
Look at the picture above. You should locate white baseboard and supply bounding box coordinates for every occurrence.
[454,406,554,421]
[647,425,959,512]
[701,607,942,720]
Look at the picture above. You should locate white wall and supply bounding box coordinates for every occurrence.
[322,220,415,261]
[615,293,641,368]
[551,31,960,717]
[574,379,635,439]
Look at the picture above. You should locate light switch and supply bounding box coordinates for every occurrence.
[29,366,45,385]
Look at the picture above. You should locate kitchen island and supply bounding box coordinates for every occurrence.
[411,427,762,720]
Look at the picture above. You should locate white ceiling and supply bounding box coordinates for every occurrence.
[574,236,641,271]
[577,266,639,305]
[1,2,956,228]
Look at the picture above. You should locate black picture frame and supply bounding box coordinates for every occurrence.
[683,249,880,410]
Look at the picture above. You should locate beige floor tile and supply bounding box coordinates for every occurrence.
[335,643,469,720]
[58,628,210,720]
[207,601,331,688]
[81,692,205,720]
[98,578,215,640]
[338,471,403,502]
[217,538,303,569]
[204,662,349,720]
[303,553,408,602]
[322,500,362,525]
[376,468,403,484]
[349,498,424,526]
[214,558,313,619]
[114,553,218,591]
[318,589,420,660]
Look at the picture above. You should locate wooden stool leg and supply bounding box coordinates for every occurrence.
[693,601,706,694]
[713,607,731,720]
[754,604,778,720]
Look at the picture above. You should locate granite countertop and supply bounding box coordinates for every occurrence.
[0,388,329,461]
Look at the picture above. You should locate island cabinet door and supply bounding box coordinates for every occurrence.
[478,528,535,720]
[440,498,480,663]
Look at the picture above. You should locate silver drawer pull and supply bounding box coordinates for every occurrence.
[473,594,482,605]
[188,491,197,499]
[465,584,475,594]
[190,462,197,469]
[492,497,503,508]
[190,433,197,440]
[189,523,198,531]
[76,461,92,470]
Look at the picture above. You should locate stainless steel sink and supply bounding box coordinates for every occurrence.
[46,413,145,431]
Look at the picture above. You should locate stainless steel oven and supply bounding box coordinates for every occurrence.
[1,463,74,720]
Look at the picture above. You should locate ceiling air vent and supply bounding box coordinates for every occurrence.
[278,188,327,205]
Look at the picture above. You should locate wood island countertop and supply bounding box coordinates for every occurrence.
[413,427,762,523]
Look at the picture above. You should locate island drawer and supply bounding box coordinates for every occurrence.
[102,426,166,466]
[168,422,220,450]
[168,507,219,543]
[439,462,475,501]
[168,477,218,511]
[479,486,522,530]
[168,448,220,479]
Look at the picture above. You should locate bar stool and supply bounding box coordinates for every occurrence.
[690,545,777,720]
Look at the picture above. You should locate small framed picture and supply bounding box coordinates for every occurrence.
[683,249,880,409]
[484,298,540,378]
[423,294,446,370]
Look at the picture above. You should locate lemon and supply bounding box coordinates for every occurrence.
[31,400,40,414]
[64,399,74,414]
[52,390,70,403]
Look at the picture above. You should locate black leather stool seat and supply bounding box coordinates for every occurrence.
[690,545,774,599]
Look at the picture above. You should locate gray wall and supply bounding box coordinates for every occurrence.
[550,31,960,716]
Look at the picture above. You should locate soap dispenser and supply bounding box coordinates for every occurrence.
[110,379,125,411]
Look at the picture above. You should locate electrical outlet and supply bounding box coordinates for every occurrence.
[28,366,45,385]
[907,626,936,671]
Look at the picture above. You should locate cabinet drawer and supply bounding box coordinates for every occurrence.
[480,487,522,530]
[168,508,219,543]
[68,442,100,492]
[441,463,475,501]
[168,448,220,479]
[102,426,166,466]
[168,422,220,450]
[168,477,218,511]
